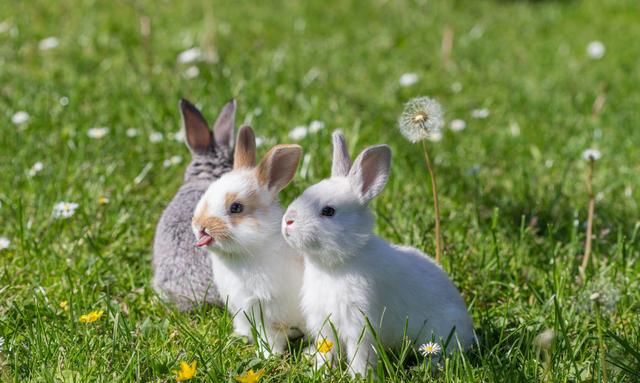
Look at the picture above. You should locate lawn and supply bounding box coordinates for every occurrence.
[1,0,640,381]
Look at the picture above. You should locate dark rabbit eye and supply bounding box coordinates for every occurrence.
[229,202,244,214]
[321,206,336,217]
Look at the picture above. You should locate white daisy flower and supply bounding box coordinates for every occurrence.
[427,130,443,142]
[399,72,419,87]
[308,120,325,133]
[587,41,605,60]
[288,125,308,141]
[449,119,466,132]
[509,121,521,137]
[12,111,29,125]
[87,127,109,139]
[163,155,183,167]
[184,66,200,79]
[177,47,202,64]
[450,82,463,93]
[38,36,59,51]
[624,186,633,198]
[0,237,10,250]
[149,131,164,143]
[59,96,69,106]
[471,108,490,119]
[52,202,79,219]
[582,148,601,161]
[27,161,44,177]
[126,128,139,137]
[0,21,11,34]
[419,342,442,357]
[255,136,266,147]
[173,129,185,142]
[398,97,444,143]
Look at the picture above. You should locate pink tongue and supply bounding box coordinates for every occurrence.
[196,233,213,247]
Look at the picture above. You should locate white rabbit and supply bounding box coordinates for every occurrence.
[282,132,475,375]
[192,125,306,355]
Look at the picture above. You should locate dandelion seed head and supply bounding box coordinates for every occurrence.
[399,72,419,87]
[582,148,601,161]
[38,36,59,50]
[450,119,466,132]
[398,97,444,143]
[12,111,30,125]
[533,329,555,351]
[87,127,109,139]
[587,41,605,60]
[0,236,10,250]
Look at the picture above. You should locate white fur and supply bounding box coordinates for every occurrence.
[194,169,305,355]
[282,134,475,375]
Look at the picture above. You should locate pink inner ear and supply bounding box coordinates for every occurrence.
[181,100,212,152]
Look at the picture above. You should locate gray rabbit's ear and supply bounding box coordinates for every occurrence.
[256,144,302,193]
[180,98,212,154]
[234,125,257,169]
[348,145,391,203]
[331,131,351,177]
[213,98,236,149]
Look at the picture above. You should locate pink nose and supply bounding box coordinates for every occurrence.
[286,220,294,226]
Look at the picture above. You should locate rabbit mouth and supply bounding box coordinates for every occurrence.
[196,229,214,247]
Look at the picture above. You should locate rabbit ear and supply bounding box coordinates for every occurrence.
[331,131,351,177]
[180,99,212,153]
[213,98,236,149]
[348,145,391,203]
[257,145,302,192]
[233,125,257,169]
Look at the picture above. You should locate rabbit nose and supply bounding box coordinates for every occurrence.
[285,210,297,226]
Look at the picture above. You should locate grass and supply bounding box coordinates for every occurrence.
[1,0,640,381]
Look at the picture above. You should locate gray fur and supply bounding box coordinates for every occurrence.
[152,99,235,311]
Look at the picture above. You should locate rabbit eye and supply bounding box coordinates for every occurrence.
[321,206,336,217]
[229,202,244,214]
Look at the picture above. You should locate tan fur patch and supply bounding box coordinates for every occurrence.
[225,191,262,227]
[234,126,256,169]
[192,202,231,240]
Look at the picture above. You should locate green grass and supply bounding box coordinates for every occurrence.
[2,0,640,381]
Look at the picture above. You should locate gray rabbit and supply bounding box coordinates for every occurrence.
[152,98,236,311]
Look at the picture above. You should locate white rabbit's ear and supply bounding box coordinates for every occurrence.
[331,131,351,177]
[348,145,391,203]
[180,98,212,153]
[234,125,256,169]
[213,98,236,149]
[257,144,302,193]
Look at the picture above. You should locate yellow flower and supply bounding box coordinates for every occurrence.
[234,369,265,383]
[174,361,197,381]
[317,338,334,354]
[98,196,109,205]
[79,310,104,323]
[59,300,68,310]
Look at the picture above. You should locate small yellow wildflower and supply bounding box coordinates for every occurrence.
[59,300,68,310]
[174,361,197,381]
[234,369,265,383]
[317,338,334,354]
[79,310,104,323]
[98,196,109,205]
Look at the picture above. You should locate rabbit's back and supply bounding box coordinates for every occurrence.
[152,181,221,310]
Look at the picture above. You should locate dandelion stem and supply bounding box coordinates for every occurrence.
[579,159,595,281]
[421,141,443,263]
[594,302,608,383]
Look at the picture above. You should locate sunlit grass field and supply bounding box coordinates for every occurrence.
[1,0,640,381]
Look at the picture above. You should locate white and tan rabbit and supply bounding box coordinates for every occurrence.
[153,98,236,311]
[192,126,306,355]
[282,132,475,375]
